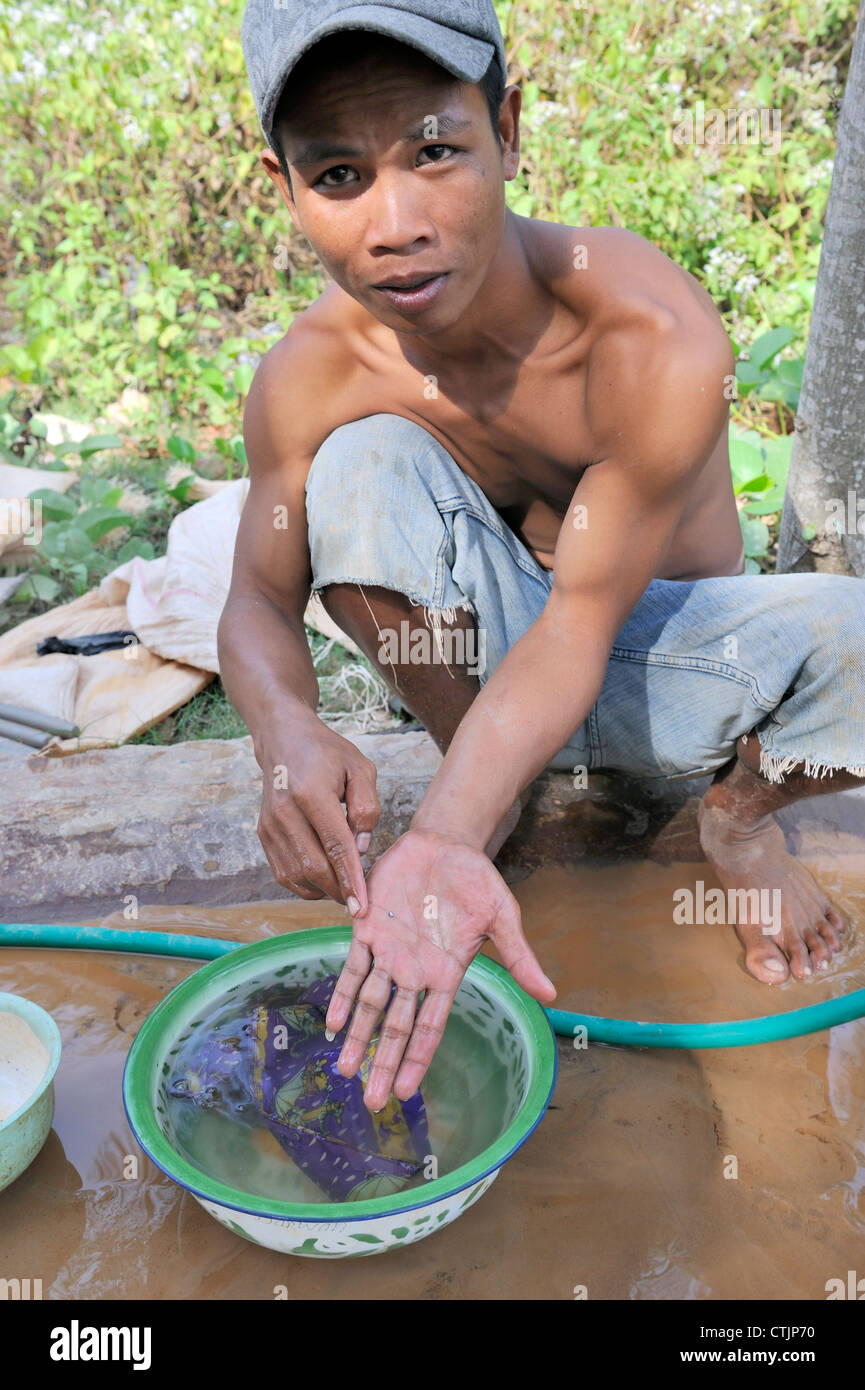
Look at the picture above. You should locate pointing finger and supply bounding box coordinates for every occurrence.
[313,804,369,916]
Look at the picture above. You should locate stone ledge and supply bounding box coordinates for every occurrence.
[2,732,863,922]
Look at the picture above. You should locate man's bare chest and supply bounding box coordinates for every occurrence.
[344,340,597,522]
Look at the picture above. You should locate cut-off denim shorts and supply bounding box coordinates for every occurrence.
[305,412,865,784]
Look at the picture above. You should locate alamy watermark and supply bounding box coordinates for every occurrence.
[0,496,42,545]
[672,100,781,155]
[377,619,487,677]
[824,490,865,538]
[673,880,782,936]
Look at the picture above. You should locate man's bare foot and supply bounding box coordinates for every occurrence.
[697,798,846,983]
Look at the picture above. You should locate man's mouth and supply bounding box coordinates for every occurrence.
[375,274,437,289]
[371,272,449,312]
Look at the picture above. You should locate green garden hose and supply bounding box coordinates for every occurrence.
[1,922,237,962]
[2,921,864,1048]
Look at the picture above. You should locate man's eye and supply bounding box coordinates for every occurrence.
[418,144,457,163]
[315,146,457,187]
[317,165,357,188]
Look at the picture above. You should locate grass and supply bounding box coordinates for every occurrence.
[132,677,248,745]
[130,633,401,746]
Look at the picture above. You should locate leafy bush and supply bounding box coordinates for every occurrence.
[1,0,857,434]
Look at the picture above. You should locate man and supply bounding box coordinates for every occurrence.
[222,0,865,1110]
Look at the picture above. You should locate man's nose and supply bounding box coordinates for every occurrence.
[363,170,433,253]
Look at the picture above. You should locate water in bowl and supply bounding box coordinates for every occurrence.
[163,970,514,1204]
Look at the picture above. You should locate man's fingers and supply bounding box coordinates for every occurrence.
[261,801,346,899]
[336,962,392,1078]
[492,891,557,1002]
[311,803,369,916]
[344,763,381,853]
[392,986,454,1102]
[362,986,419,1111]
[258,825,329,900]
[325,937,372,1036]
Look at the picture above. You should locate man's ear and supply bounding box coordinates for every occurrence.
[498,84,522,181]
[261,148,299,227]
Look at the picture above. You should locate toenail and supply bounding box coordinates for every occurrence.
[816,960,827,971]
[764,959,786,973]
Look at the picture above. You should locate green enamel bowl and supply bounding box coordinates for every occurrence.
[122,927,557,1257]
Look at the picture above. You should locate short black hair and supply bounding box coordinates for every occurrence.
[271,32,506,196]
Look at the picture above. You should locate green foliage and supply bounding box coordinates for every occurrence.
[729,424,793,570]
[1,0,856,434]
[0,0,304,426]
[500,0,854,355]
[2,1,860,733]
[0,426,184,621]
[733,326,804,411]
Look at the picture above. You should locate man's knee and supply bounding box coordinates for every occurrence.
[304,413,450,601]
[803,577,865,673]
[305,413,437,529]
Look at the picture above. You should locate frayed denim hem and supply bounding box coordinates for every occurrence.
[309,577,479,678]
[743,733,865,784]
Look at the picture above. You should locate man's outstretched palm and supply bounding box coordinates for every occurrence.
[325,828,556,1110]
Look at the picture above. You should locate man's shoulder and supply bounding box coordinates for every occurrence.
[522,217,720,338]
[256,287,358,395]
[244,289,364,459]
[520,219,732,459]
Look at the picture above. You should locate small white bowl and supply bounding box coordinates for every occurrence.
[0,992,62,1191]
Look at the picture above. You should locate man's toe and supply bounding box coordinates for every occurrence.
[786,934,813,980]
[821,908,844,945]
[744,938,790,983]
[803,924,830,971]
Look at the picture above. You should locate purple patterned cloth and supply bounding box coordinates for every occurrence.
[170,975,429,1201]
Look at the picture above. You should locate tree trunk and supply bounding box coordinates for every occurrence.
[776,3,865,576]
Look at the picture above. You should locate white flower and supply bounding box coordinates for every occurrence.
[801,109,827,133]
[733,273,759,296]
[22,52,48,79]
[121,112,149,148]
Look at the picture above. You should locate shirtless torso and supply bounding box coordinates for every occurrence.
[271,217,744,582]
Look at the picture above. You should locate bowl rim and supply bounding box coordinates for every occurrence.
[0,991,62,1134]
[122,927,557,1222]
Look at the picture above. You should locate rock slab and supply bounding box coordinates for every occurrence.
[2,732,863,922]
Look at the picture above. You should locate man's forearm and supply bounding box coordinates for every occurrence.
[411,600,610,850]
[217,594,321,762]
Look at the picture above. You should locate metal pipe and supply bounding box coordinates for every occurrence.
[0,719,50,748]
[0,702,80,737]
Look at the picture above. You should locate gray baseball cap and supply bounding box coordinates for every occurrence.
[241,0,508,153]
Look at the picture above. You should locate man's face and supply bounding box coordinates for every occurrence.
[263,45,521,335]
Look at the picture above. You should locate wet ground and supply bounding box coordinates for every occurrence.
[2,849,863,1300]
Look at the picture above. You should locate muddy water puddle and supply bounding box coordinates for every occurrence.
[1,854,863,1300]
